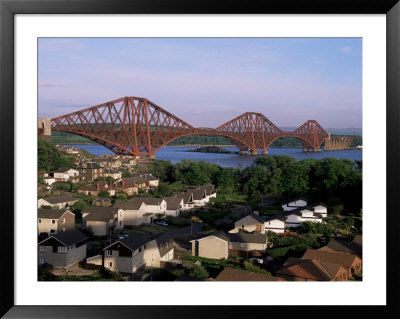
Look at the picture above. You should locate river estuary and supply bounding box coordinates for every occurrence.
[66,144,362,168]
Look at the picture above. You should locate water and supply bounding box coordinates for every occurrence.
[66,144,362,168]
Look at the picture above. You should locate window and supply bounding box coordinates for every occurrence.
[139,247,142,252]
[106,250,112,256]
[240,243,245,248]
[119,221,122,226]
[50,229,56,234]
[241,225,244,229]
[51,220,55,224]
[108,261,113,268]
[62,218,65,224]
[57,246,67,253]
[38,219,41,223]
[62,228,65,232]
[40,245,46,252]
[39,257,45,264]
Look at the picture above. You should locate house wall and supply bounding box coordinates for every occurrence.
[38,218,58,235]
[229,242,267,252]
[85,220,107,236]
[38,199,78,209]
[231,215,265,234]
[123,209,141,226]
[56,211,75,233]
[38,244,86,268]
[143,240,162,267]
[193,236,229,259]
[104,249,146,273]
[300,209,315,217]
[264,219,285,234]
[165,209,179,216]
[313,205,328,217]
[86,254,103,266]
[143,201,166,215]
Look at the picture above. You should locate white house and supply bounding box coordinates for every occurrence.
[38,193,78,209]
[310,203,328,218]
[81,206,124,236]
[44,176,56,185]
[229,212,266,234]
[116,198,166,226]
[264,216,286,234]
[171,192,194,210]
[284,207,323,228]
[281,197,308,212]
[54,168,80,182]
[92,233,174,273]
[163,196,184,216]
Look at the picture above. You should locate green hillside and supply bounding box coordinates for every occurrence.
[38,137,76,172]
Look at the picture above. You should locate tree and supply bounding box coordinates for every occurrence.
[105,176,115,184]
[98,191,110,198]
[122,171,131,178]
[154,183,171,197]
[189,265,209,279]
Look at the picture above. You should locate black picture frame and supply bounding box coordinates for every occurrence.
[1,0,399,318]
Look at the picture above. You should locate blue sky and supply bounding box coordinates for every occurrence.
[38,38,362,128]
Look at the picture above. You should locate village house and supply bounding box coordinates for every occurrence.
[281,197,308,211]
[227,230,268,253]
[53,168,80,182]
[301,249,362,278]
[229,212,266,234]
[81,206,124,237]
[87,233,174,273]
[171,192,194,210]
[215,267,285,281]
[111,179,138,195]
[140,173,160,188]
[264,216,286,234]
[163,196,184,216]
[190,231,230,260]
[116,198,166,226]
[37,193,78,209]
[77,181,114,197]
[44,176,56,185]
[103,168,122,180]
[93,198,112,207]
[77,161,104,181]
[284,206,323,228]
[123,176,148,190]
[91,157,122,169]
[38,230,88,269]
[38,208,75,235]
[276,258,348,281]
[310,202,328,218]
[319,235,362,257]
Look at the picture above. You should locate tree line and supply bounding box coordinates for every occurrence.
[148,156,362,215]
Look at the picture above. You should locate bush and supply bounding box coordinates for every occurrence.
[243,261,271,276]
[189,265,209,279]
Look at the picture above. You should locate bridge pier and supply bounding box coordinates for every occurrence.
[250,151,258,156]
[148,155,156,159]
[262,150,268,155]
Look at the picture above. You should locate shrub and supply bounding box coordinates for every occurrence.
[189,265,209,279]
[243,261,272,276]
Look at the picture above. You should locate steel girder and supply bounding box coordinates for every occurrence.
[51,97,329,156]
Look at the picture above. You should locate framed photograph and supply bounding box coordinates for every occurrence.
[1,0,399,318]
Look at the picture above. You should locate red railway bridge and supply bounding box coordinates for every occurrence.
[50,96,331,157]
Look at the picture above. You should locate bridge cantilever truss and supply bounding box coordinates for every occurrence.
[50,96,329,157]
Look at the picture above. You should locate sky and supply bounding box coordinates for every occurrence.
[38,38,362,129]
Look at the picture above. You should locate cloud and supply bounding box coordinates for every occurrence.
[38,39,86,51]
[338,46,352,53]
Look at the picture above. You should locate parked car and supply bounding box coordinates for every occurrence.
[155,220,168,227]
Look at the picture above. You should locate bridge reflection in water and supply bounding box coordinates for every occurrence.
[48,96,351,157]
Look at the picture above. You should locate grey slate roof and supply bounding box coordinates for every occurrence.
[54,168,74,173]
[172,192,193,204]
[310,202,328,208]
[164,196,183,210]
[236,212,264,224]
[190,231,230,243]
[38,208,71,219]
[82,206,118,221]
[40,193,78,204]
[39,230,88,246]
[263,215,286,223]
[326,238,362,256]
[228,230,267,244]
[117,235,151,251]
